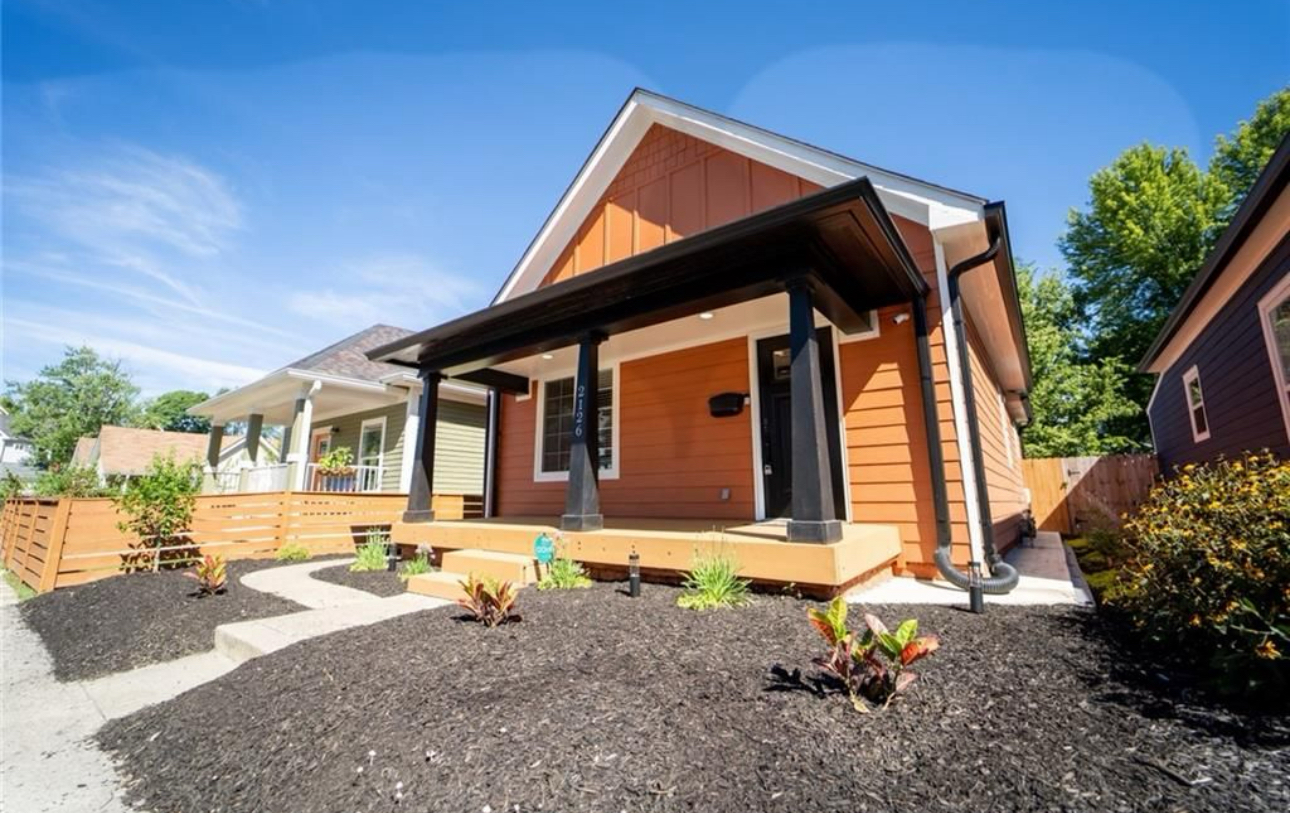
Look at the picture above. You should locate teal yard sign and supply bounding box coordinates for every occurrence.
[534,533,556,564]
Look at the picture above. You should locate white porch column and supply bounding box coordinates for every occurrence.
[287,381,320,491]
[398,384,422,494]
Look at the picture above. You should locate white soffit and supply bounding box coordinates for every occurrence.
[494,90,987,304]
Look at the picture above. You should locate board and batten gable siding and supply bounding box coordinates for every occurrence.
[538,123,826,289]
[323,399,486,494]
[1148,233,1290,471]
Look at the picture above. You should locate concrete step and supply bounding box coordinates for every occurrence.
[440,549,539,585]
[405,570,530,602]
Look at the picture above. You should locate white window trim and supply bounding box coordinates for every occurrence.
[1257,272,1290,443]
[358,416,387,470]
[532,363,621,483]
[1182,365,1210,443]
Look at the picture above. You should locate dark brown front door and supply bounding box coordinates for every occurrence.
[756,330,847,520]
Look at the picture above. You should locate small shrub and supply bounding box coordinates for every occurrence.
[115,453,202,571]
[399,549,432,581]
[807,597,940,712]
[457,574,520,627]
[351,531,388,572]
[676,551,751,610]
[275,542,311,562]
[537,556,592,590]
[2,470,27,502]
[186,554,227,596]
[33,464,109,498]
[1112,452,1289,695]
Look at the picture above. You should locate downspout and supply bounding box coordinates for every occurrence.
[941,235,1019,597]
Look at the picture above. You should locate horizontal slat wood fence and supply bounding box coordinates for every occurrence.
[1,491,481,593]
[1022,454,1159,536]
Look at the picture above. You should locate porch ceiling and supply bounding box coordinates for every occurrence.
[367,178,926,376]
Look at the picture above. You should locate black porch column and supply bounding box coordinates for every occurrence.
[561,332,605,532]
[786,278,844,543]
[403,369,443,523]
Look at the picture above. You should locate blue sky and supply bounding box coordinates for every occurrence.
[4,1,1288,396]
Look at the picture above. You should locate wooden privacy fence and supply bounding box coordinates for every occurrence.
[1022,454,1160,535]
[1,491,481,593]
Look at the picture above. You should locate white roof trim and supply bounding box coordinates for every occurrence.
[494,89,987,304]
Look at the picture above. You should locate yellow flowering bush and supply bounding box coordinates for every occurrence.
[1113,452,1288,693]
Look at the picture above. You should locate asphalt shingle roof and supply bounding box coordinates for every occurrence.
[279,324,414,382]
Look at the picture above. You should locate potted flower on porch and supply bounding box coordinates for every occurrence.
[315,446,357,491]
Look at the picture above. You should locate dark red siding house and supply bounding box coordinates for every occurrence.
[1141,133,1290,471]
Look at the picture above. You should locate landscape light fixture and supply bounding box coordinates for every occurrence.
[628,548,641,597]
[968,562,985,614]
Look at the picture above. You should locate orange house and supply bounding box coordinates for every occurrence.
[372,90,1032,597]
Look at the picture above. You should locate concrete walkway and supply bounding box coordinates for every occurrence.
[238,558,379,608]
[1,578,130,813]
[848,531,1094,606]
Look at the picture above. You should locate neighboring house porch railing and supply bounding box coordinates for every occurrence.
[305,463,383,493]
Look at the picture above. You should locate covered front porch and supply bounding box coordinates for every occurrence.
[371,178,930,576]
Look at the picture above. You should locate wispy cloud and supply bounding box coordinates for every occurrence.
[286,254,483,329]
[8,145,242,303]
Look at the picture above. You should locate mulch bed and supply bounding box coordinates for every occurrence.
[310,562,408,598]
[99,584,1290,813]
[20,559,304,682]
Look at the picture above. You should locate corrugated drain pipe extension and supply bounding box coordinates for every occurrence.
[913,236,1019,604]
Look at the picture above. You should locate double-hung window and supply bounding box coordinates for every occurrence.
[1259,274,1290,441]
[537,369,615,479]
[1182,365,1210,443]
[358,418,386,491]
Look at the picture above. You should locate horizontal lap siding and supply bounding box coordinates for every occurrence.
[1149,234,1290,471]
[496,338,754,520]
[325,400,485,494]
[966,318,1027,554]
[840,217,971,576]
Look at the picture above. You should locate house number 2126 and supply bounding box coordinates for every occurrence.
[572,383,587,438]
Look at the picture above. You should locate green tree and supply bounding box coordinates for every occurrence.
[4,347,140,467]
[1061,144,1228,368]
[1017,264,1143,457]
[1210,86,1290,227]
[134,390,211,434]
[115,452,203,571]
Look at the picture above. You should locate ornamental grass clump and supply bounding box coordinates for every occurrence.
[399,547,433,581]
[351,530,389,572]
[677,551,751,610]
[1111,452,1289,695]
[537,549,592,590]
[807,597,939,712]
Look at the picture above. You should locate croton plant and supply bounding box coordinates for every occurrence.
[807,597,939,712]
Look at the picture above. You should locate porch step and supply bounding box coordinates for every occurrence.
[405,571,529,602]
[439,549,539,585]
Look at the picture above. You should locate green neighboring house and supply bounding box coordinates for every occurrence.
[190,325,487,497]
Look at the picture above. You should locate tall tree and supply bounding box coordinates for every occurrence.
[1017,264,1143,457]
[1060,143,1228,368]
[1210,86,1290,227]
[4,346,140,466]
[134,390,212,434]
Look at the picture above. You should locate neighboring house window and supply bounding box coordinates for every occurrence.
[1258,274,1290,442]
[1182,365,1210,443]
[536,368,615,480]
[359,417,386,470]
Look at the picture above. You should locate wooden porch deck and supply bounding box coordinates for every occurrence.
[391,516,902,593]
